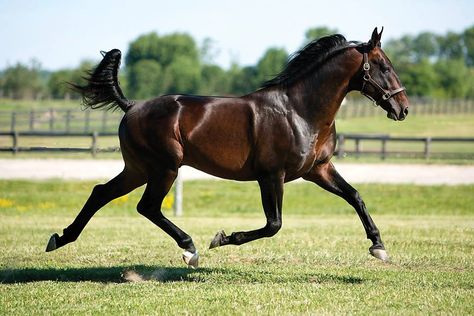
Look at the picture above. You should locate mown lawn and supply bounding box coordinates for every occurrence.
[0,180,473,315]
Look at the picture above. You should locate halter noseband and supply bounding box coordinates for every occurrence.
[360,51,406,106]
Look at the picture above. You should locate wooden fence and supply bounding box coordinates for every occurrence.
[1,131,473,160]
[0,109,123,133]
[335,134,474,160]
[0,131,118,157]
[1,98,474,133]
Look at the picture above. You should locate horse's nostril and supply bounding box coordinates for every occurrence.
[403,107,409,116]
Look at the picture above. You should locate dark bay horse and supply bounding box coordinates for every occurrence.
[46,28,408,268]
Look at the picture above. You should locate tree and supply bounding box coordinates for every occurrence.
[127,60,163,99]
[385,35,415,66]
[48,69,74,99]
[47,60,95,99]
[255,47,288,85]
[398,59,439,97]
[125,32,202,97]
[163,56,201,94]
[199,64,230,95]
[434,59,472,98]
[304,26,339,44]
[438,31,464,61]
[228,64,259,96]
[125,32,161,67]
[412,32,439,62]
[1,62,43,99]
[463,25,474,66]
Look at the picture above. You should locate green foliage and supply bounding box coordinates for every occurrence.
[127,59,163,99]
[2,25,474,102]
[463,26,474,66]
[163,56,201,94]
[434,59,473,98]
[199,64,231,95]
[46,61,94,100]
[125,32,201,98]
[304,26,339,44]
[228,64,259,95]
[255,47,288,84]
[0,61,43,99]
[386,25,474,99]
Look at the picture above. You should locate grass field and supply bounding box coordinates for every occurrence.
[0,180,473,315]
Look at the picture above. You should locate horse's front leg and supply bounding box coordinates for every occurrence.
[303,162,389,262]
[209,173,284,248]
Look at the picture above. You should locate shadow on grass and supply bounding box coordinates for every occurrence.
[0,265,204,284]
[0,265,364,285]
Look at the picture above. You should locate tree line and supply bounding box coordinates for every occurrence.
[1,25,473,100]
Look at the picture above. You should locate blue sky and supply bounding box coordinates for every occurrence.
[1,0,473,70]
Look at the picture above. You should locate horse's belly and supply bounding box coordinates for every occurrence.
[182,133,255,181]
[183,149,255,181]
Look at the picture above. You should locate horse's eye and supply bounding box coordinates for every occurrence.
[381,65,390,74]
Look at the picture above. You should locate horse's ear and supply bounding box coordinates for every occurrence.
[368,27,384,49]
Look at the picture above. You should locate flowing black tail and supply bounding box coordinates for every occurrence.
[71,49,132,112]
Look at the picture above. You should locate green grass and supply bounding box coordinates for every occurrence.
[1,180,473,315]
[0,98,80,112]
[336,114,474,137]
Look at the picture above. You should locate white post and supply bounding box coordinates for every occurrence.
[174,170,183,216]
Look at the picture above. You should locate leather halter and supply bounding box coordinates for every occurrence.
[360,52,406,106]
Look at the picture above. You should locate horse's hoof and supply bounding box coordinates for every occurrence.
[209,230,226,249]
[45,233,60,252]
[370,248,390,262]
[182,250,199,269]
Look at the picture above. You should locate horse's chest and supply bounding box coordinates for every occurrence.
[286,131,319,171]
[286,123,335,176]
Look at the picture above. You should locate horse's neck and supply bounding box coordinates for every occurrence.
[288,49,359,127]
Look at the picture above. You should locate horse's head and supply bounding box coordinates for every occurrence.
[355,27,409,121]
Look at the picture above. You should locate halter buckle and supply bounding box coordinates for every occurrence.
[382,92,391,101]
[363,62,370,71]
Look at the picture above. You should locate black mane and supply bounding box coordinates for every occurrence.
[261,34,351,88]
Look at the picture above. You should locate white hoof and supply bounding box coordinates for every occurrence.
[182,251,199,269]
[370,248,390,262]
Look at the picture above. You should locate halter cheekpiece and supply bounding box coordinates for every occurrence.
[360,50,406,106]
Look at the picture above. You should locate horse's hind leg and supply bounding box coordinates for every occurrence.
[45,168,145,252]
[136,168,198,268]
[302,162,389,262]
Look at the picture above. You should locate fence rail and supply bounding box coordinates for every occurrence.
[1,98,474,133]
[1,131,473,160]
[335,134,474,160]
[0,131,118,157]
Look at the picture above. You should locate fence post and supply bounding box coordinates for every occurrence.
[174,171,183,217]
[49,108,54,131]
[29,110,35,131]
[381,137,387,160]
[91,131,98,157]
[101,111,107,133]
[355,138,361,158]
[84,110,90,132]
[10,112,16,132]
[12,131,19,155]
[424,137,431,160]
[337,134,345,158]
[66,110,71,133]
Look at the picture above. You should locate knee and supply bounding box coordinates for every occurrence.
[92,183,106,196]
[136,200,150,216]
[264,220,282,237]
